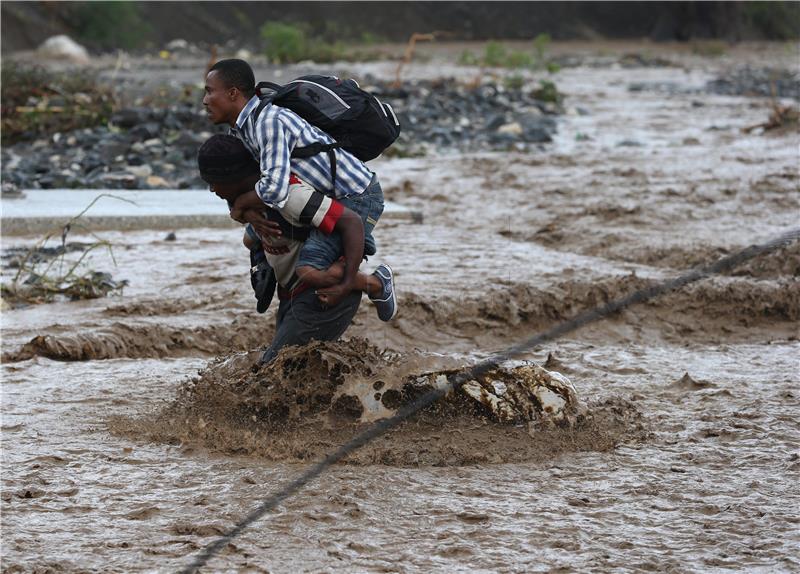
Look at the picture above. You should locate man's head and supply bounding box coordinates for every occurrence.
[197,134,260,201]
[203,59,256,126]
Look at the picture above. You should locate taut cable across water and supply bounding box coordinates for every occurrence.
[178,227,800,573]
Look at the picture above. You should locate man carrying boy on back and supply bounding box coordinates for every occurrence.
[198,134,392,363]
[202,58,395,318]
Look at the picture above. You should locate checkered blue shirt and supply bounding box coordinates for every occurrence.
[231,95,374,208]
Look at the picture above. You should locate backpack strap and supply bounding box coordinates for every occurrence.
[250,86,343,191]
[251,96,271,124]
[291,142,342,189]
[255,81,282,95]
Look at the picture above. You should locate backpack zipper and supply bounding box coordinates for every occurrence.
[385,103,400,126]
[374,96,388,117]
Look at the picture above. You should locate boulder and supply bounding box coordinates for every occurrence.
[129,122,161,140]
[518,114,557,143]
[110,108,152,129]
[497,122,523,136]
[125,164,152,178]
[145,175,170,188]
[36,35,90,64]
[407,361,582,426]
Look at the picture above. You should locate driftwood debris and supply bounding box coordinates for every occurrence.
[393,31,452,88]
[743,81,800,134]
[742,101,799,133]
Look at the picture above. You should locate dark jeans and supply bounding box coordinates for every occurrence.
[259,288,361,364]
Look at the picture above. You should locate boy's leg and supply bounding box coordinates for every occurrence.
[295,175,395,319]
[299,258,383,298]
[295,175,385,276]
[259,289,362,365]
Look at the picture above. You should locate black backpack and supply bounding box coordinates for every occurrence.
[253,75,401,186]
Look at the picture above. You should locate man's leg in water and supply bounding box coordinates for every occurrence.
[260,288,361,365]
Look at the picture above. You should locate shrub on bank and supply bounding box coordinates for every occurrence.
[458,34,560,72]
[0,63,113,144]
[68,1,152,50]
[533,80,563,104]
[742,1,800,41]
[259,21,384,63]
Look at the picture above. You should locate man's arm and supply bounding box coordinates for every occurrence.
[296,204,364,307]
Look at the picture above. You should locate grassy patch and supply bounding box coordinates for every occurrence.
[457,34,560,71]
[69,1,152,50]
[532,80,564,104]
[504,73,526,91]
[259,21,383,63]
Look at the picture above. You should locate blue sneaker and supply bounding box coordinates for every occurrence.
[370,264,397,321]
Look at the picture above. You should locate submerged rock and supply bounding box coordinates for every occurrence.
[408,361,581,426]
[1,182,24,199]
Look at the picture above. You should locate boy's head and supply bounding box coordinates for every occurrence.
[197,134,259,201]
[203,59,255,125]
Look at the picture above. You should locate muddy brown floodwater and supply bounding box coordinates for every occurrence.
[2,43,799,573]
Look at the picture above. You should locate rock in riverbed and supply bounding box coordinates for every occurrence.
[1,79,562,189]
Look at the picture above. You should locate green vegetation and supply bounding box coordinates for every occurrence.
[259,21,383,63]
[483,41,533,68]
[532,33,551,65]
[534,34,561,73]
[359,31,385,45]
[69,1,152,50]
[1,63,114,144]
[504,74,526,91]
[532,80,563,104]
[457,34,559,71]
[261,21,311,62]
[458,50,481,66]
[742,1,800,40]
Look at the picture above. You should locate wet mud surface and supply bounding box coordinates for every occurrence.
[2,43,799,572]
[109,339,641,467]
